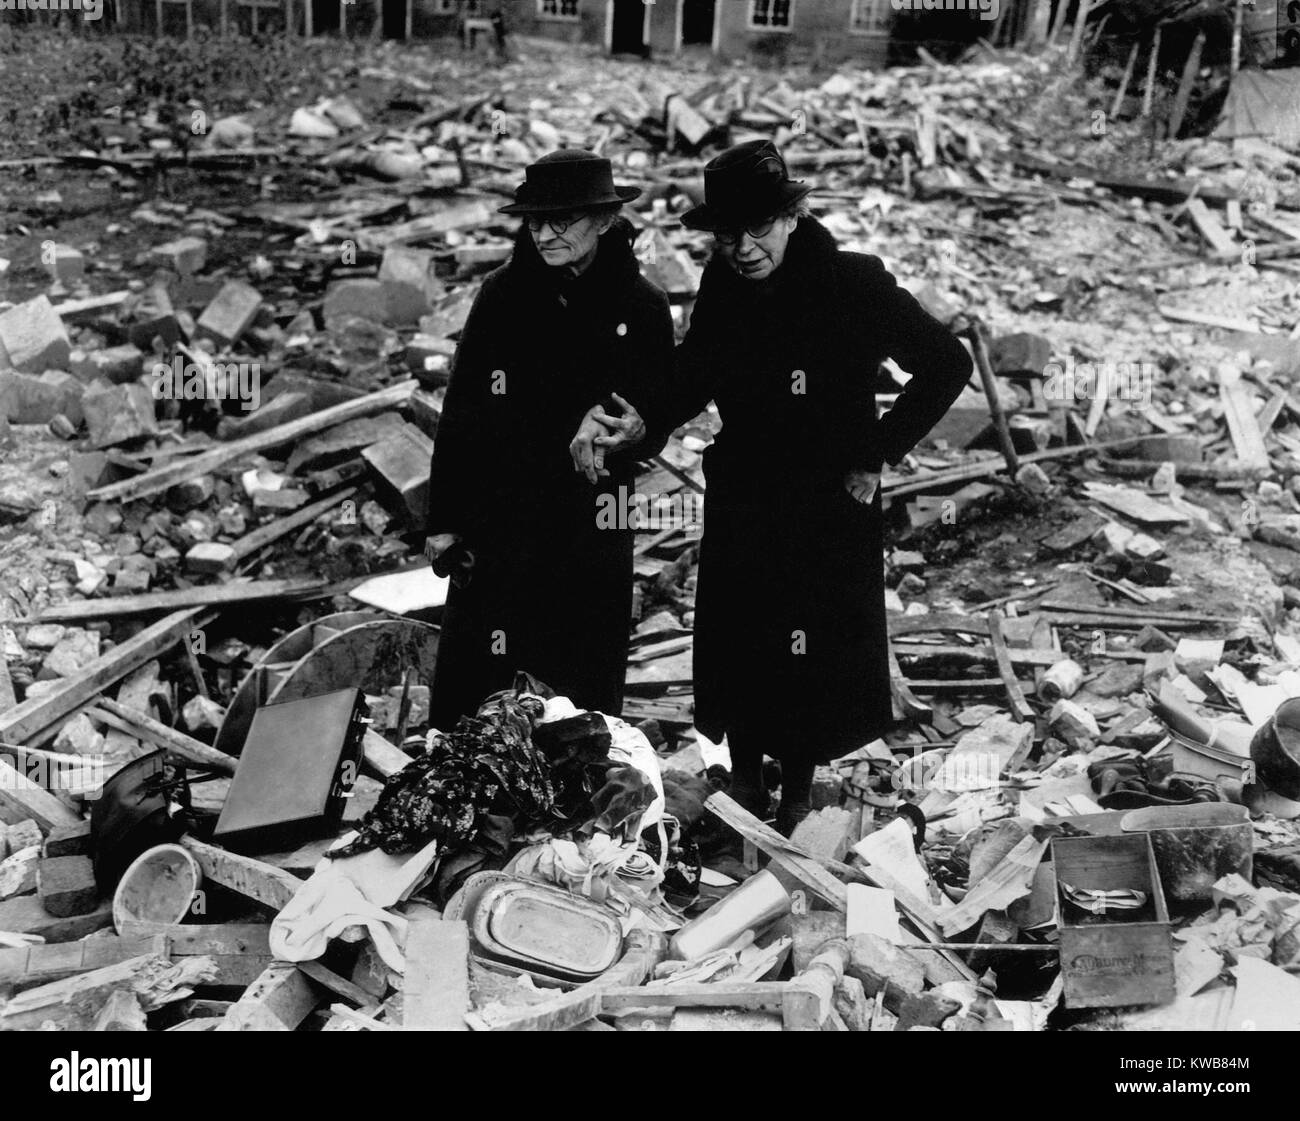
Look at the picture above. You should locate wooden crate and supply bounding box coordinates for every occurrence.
[1052,833,1175,1010]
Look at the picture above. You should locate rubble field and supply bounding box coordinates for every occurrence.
[2,23,1300,1033]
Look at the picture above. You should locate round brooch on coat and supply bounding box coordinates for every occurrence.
[616,323,627,336]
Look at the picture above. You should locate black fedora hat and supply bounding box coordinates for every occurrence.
[499,149,641,216]
[681,140,812,232]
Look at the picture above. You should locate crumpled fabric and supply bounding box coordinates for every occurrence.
[270,836,439,972]
[329,689,553,859]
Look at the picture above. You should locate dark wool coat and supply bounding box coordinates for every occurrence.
[640,217,974,764]
[426,221,674,729]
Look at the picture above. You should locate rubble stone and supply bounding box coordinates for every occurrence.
[38,627,101,680]
[43,244,85,285]
[1049,698,1100,750]
[379,247,443,326]
[44,821,92,858]
[37,855,98,917]
[6,820,43,852]
[182,694,226,733]
[151,236,208,275]
[324,278,388,327]
[69,344,146,385]
[185,541,235,574]
[0,846,40,899]
[24,623,66,650]
[195,279,262,348]
[83,383,159,448]
[0,296,71,373]
[53,712,105,756]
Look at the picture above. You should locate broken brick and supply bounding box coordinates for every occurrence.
[196,279,263,348]
[37,855,99,918]
[83,383,159,448]
[0,296,72,373]
[150,236,208,276]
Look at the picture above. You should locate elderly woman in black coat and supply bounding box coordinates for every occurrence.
[425,150,674,730]
[573,140,974,835]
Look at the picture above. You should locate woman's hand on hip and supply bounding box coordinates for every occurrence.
[425,533,462,565]
[844,468,881,505]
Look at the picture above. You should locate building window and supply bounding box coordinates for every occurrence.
[538,0,579,18]
[434,0,480,12]
[749,0,793,31]
[849,0,888,33]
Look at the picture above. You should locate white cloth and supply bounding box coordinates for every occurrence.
[268,835,438,973]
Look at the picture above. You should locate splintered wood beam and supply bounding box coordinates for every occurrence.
[87,381,416,505]
[988,610,1035,722]
[400,918,470,1031]
[37,577,334,623]
[179,835,302,912]
[0,608,205,746]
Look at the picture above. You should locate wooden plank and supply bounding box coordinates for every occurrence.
[1184,198,1238,257]
[1159,305,1257,333]
[87,381,416,504]
[363,728,412,780]
[0,609,204,746]
[92,697,237,774]
[1142,25,1162,118]
[298,960,382,1011]
[1219,368,1270,469]
[0,758,81,831]
[401,918,470,1031]
[229,486,358,564]
[0,934,166,986]
[1168,30,1206,138]
[37,577,334,623]
[220,961,322,1030]
[0,896,113,943]
[598,983,789,1014]
[887,635,933,723]
[1111,39,1140,118]
[988,610,1034,722]
[117,921,271,957]
[0,953,172,1031]
[179,835,302,911]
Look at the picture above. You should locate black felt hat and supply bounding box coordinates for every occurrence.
[681,140,812,232]
[499,149,641,215]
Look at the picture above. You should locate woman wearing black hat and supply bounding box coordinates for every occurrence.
[573,140,974,835]
[425,150,674,729]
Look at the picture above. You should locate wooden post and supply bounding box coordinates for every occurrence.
[1230,0,1245,84]
[305,0,313,36]
[1168,29,1206,139]
[220,0,228,34]
[966,318,1021,477]
[1023,0,1052,49]
[1141,25,1162,118]
[1065,0,1093,68]
[155,0,162,33]
[1111,38,1140,119]
[1047,0,1070,47]
[404,0,411,39]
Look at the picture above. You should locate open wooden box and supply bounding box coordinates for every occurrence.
[1051,833,1175,1009]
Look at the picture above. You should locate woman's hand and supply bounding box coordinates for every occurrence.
[844,468,881,505]
[424,533,462,565]
[570,394,646,484]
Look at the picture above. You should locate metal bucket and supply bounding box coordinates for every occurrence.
[1250,697,1300,801]
[1120,803,1252,904]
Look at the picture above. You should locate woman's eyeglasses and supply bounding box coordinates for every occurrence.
[526,213,585,235]
[715,218,779,246]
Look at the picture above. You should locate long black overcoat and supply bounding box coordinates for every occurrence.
[426,221,674,728]
[641,217,974,764]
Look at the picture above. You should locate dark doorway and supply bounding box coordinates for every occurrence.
[381,0,406,38]
[681,0,714,46]
[611,0,647,55]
